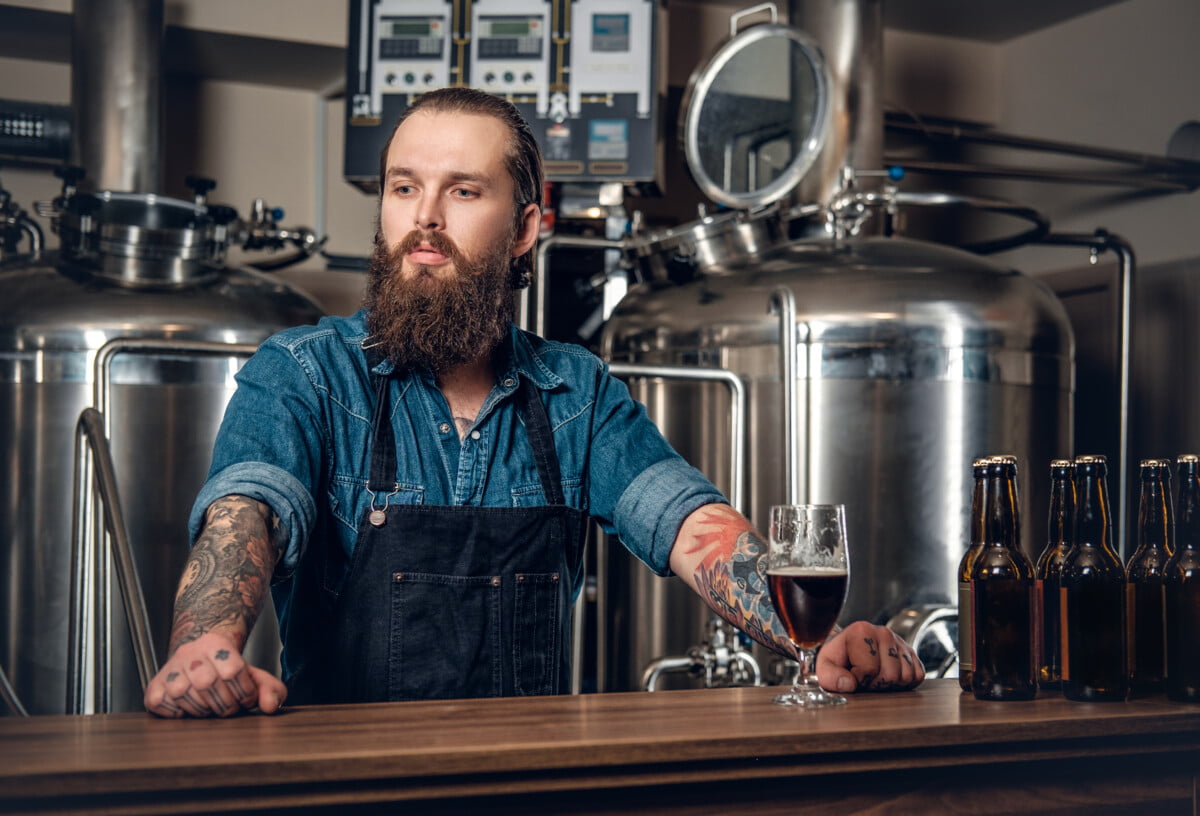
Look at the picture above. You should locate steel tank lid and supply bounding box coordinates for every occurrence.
[605,236,1074,359]
[0,252,325,352]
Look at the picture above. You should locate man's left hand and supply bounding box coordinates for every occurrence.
[815,621,925,692]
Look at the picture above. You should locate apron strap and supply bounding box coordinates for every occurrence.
[367,370,396,493]
[516,378,565,506]
[365,355,565,506]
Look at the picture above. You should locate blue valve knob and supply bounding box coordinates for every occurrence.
[887,165,905,182]
[271,207,285,221]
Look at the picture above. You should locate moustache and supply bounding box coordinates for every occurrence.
[392,230,464,265]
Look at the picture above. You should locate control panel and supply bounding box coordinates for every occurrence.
[345,0,662,191]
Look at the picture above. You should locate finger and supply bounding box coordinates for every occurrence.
[161,665,212,717]
[182,657,240,716]
[248,665,287,714]
[869,637,905,688]
[144,680,183,719]
[814,631,859,693]
[226,665,260,708]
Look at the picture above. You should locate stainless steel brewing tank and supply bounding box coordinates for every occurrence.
[0,249,324,714]
[601,234,1073,689]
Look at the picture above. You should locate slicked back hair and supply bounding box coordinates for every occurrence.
[377,88,543,289]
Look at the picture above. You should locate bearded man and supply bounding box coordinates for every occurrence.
[144,88,922,717]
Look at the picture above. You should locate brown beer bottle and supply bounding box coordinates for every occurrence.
[1165,454,1200,702]
[1035,459,1075,689]
[958,457,991,691]
[971,457,1037,700]
[1061,455,1128,701]
[1126,459,1172,695]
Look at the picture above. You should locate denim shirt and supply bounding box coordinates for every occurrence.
[190,310,725,592]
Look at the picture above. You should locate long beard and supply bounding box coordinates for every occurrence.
[363,229,515,373]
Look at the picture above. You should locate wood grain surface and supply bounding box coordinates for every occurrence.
[1,679,1198,814]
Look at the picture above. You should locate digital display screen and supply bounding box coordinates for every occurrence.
[592,14,630,52]
[389,20,431,37]
[490,20,531,36]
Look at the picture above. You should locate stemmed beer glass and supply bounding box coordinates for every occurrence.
[767,504,850,707]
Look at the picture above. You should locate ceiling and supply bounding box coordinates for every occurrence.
[882,0,1129,42]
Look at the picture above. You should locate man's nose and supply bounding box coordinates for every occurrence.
[415,194,443,231]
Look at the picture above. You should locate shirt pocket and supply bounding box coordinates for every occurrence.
[509,477,583,508]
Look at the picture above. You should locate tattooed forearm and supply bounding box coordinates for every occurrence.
[685,505,797,659]
[167,495,280,655]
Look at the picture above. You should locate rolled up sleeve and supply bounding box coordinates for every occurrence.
[188,461,317,576]
[186,333,329,577]
[614,458,727,576]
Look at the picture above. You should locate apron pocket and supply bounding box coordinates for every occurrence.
[389,572,502,700]
[513,572,562,696]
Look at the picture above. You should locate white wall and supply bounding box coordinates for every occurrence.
[986,0,1200,273]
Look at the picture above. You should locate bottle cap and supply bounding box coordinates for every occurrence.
[1075,454,1107,464]
[1050,458,1073,469]
[1178,454,1199,465]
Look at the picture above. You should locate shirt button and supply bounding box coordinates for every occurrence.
[503,377,516,388]
[470,430,481,440]
[439,422,451,434]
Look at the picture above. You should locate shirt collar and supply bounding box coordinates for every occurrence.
[498,324,563,391]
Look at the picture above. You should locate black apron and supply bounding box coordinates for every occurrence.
[288,368,586,704]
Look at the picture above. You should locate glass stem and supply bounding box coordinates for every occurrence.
[794,647,819,693]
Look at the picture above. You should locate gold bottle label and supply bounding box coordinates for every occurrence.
[958,581,973,672]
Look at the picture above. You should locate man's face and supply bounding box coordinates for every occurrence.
[378,110,535,280]
[365,110,538,372]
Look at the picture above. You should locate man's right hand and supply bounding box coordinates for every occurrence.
[143,632,287,718]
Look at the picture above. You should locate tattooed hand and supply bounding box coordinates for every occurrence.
[144,632,287,718]
[143,495,288,718]
[815,621,925,692]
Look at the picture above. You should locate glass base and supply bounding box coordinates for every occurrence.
[772,686,848,707]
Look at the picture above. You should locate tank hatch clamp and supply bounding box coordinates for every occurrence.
[806,164,1051,254]
[186,175,326,271]
[641,616,763,691]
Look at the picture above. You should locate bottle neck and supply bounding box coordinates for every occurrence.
[1135,475,1172,554]
[1048,475,1075,547]
[1075,468,1115,554]
[970,472,987,547]
[1178,473,1200,551]
[985,465,1019,549]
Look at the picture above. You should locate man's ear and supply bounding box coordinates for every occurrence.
[512,203,541,258]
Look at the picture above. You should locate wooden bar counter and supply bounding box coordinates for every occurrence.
[2,679,1198,815]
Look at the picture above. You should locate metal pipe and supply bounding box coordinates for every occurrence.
[769,286,801,506]
[1040,230,1134,557]
[68,408,160,714]
[19,215,44,254]
[71,0,164,193]
[591,363,748,696]
[69,338,260,713]
[606,363,747,514]
[642,655,698,692]
[886,158,1195,192]
[886,118,1200,184]
[529,235,626,336]
[66,431,93,714]
[0,661,27,717]
[733,650,763,687]
[791,0,884,214]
